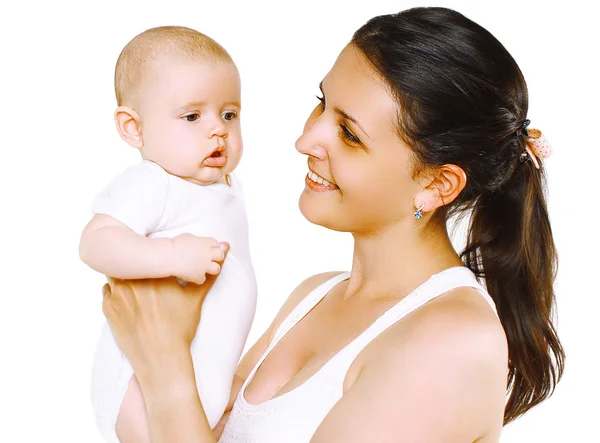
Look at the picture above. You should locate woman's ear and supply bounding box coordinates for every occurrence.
[114,106,143,149]
[413,164,467,213]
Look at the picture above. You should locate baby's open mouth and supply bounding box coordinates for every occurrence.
[204,146,228,167]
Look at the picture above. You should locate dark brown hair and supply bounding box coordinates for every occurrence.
[352,7,564,423]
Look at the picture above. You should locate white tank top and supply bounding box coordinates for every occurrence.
[219,266,497,443]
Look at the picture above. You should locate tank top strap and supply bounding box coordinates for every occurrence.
[271,272,351,344]
[323,266,498,376]
[241,272,351,390]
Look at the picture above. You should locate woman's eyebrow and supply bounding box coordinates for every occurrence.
[319,81,371,140]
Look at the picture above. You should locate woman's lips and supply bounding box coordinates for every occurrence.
[305,173,339,192]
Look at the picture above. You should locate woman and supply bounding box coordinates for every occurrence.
[103,7,564,442]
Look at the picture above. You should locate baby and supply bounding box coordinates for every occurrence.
[79,26,257,443]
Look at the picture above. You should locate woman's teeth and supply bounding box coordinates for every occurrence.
[308,171,337,188]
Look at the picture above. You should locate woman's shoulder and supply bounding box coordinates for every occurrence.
[347,287,508,437]
[373,286,506,365]
[357,286,508,401]
[267,271,347,342]
[330,285,507,442]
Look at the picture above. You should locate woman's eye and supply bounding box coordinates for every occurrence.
[340,124,361,145]
[184,113,199,122]
[222,111,237,121]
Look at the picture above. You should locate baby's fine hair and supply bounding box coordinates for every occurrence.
[114,26,233,107]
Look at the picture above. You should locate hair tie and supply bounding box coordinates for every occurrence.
[519,124,553,169]
[518,119,531,138]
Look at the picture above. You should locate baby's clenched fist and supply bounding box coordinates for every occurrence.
[171,234,226,285]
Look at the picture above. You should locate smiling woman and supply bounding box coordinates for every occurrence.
[297,46,420,234]
[2,0,597,441]
[99,6,564,443]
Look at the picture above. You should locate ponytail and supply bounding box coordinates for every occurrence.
[351,6,565,423]
[461,163,565,423]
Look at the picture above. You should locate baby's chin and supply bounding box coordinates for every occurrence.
[181,166,232,186]
[149,157,236,186]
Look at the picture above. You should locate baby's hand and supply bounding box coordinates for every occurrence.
[171,234,227,285]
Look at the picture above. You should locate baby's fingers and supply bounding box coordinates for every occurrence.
[206,261,221,276]
[201,243,230,287]
[208,242,230,274]
[189,274,207,285]
[211,243,228,261]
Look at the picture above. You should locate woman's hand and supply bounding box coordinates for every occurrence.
[102,242,230,383]
[101,243,229,443]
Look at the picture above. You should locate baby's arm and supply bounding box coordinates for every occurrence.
[80,216,224,283]
[79,214,174,279]
[80,161,224,284]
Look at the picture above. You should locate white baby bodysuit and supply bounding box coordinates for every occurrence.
[89,160,257,443]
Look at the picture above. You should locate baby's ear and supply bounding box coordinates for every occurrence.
[114,106,143,149]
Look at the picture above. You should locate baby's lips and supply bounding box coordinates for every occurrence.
[204,155,228,167]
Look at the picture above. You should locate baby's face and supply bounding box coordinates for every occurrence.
[137,58,242,185]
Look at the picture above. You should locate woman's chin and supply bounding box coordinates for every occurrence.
[298,195,348,232]
[299,194,327,225]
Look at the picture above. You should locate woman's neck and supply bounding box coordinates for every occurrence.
[344,220,464,301]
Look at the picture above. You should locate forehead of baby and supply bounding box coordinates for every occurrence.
[138,55,241,116]
[114,26,240,115]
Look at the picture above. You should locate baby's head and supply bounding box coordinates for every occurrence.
[114,26,242,185]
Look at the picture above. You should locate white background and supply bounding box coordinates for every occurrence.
[0,0,598,441]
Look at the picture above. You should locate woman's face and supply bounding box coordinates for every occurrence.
[296,44,421,235]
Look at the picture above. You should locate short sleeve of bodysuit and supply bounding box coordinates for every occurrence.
[91,160,169,236]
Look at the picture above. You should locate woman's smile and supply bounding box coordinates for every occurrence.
[305,169,339,192]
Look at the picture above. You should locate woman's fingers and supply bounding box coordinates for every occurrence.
[99,242,231,379]
[107,277,134,313]
[102,283,111,298]
[101,283,114,319]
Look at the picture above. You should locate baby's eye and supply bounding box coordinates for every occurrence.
[183,113,200,122]
[222,111,237,121]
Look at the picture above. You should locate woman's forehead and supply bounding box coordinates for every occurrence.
[322,45,399,137]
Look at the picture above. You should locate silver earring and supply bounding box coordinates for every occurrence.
[414,202,425,220]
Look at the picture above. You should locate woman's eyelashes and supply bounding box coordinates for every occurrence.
[316,95,325,110]
[315,95,362,146]
[340,124,361,145]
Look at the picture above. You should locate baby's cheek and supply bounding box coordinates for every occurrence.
[229,134,244,158]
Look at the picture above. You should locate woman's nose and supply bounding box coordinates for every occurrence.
[295,110,327,160]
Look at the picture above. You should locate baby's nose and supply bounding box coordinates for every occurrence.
[209,118,228,138]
